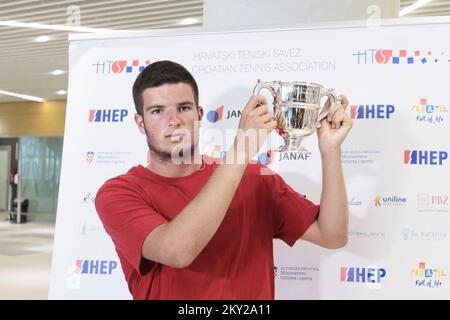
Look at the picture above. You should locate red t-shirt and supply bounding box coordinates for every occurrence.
[95,156,319,300]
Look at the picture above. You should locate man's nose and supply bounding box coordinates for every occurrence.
[167,107,181,126]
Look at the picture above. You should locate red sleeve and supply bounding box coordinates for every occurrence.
[261,164,320,247]
[95,177,168,276]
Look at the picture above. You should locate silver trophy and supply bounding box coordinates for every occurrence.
[253,80,339,154]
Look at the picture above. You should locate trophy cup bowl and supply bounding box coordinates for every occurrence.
[253,80,339,154]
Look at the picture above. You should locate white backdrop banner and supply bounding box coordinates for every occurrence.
[49,19,450,299]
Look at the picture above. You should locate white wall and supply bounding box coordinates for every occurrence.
[203,0,400,28]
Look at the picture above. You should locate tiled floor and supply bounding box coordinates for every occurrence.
[0,216,55,300]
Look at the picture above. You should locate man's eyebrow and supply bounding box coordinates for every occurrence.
[177,101,195,106]
[145,104,165,111]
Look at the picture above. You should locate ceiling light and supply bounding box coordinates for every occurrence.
[56,90,67,95]
[0,20,113,33]
[399,0,433,17]
[179,18,200,26]
[0,89,44,102]
[35,35,51,42]
[50,69,65,76]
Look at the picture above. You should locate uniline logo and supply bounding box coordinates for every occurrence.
[350,104,395,119]
[340,267,387,284]
[92,59,151,74]
[89,109,129,122]
[75,259,118,275]
[374,194,407,207]
[403,150,448,166]
[352,49,439,64]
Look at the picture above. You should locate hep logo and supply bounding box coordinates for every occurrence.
[350,104,395,119]
[206,105,224,123]
[75,259,118,275]
[340,267,386,283]
[89,109,128,122]
[404,150,448,166]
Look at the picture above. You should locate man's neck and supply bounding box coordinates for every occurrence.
[146,151,204,178]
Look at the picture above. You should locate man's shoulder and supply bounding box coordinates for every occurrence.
[97,166,144,195]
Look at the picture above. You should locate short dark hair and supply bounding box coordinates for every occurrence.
[132,60,199,115]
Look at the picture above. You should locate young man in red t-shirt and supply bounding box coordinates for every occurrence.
[95,60,353,299]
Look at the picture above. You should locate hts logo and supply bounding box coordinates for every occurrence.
[353,49,438,64]
[340,267,386,283]
[89,109,128,122]
[350,104,395,119]
[75,259,118,275]
[404,150,448,166]
[92,59,151,74]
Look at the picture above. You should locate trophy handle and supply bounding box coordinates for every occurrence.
[253,80,278,103]
[253,80,287,152]
[317,87,338,128]
[253,80,280,122]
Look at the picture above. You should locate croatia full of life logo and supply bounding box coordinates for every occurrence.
[411,98,447,125]
[411,262,446,289]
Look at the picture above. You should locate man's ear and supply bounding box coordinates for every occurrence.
[134,113,146,134]
[197,106,204,122]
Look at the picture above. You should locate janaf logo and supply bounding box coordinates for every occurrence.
[278,152,310,161]
[206,105,242,123]
[257,150,274,165]
[225,109,242,119]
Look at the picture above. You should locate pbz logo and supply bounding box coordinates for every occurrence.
[340,267,386,283]
[75,259,118,275]
[89,109,128,122]
[404,150,448,166]
[350,104,395,119]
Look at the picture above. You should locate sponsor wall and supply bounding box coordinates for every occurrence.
[49,19,450,299]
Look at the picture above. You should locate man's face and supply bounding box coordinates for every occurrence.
[135,82,203,161]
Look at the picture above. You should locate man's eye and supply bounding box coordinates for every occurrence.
[151,109,161,114]
[180,106,191,111]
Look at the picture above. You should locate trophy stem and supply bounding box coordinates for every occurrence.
[275,130,289,152]
[289,136,311,154]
